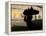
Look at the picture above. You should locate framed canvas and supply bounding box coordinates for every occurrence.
[5,1,45,35]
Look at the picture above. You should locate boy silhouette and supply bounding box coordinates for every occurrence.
[23,7,39,30]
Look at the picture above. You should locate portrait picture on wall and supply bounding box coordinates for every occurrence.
[5,2,45,34]
[11,4,43,32]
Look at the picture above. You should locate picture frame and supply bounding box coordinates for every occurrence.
[5,1,45,35]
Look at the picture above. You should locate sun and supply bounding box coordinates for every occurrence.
[15,12,21,18]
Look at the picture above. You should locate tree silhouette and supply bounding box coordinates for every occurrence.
[38,15,41,19]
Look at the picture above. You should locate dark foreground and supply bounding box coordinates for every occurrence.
[11,20,43,32]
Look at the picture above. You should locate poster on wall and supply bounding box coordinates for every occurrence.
[5,1,45,34]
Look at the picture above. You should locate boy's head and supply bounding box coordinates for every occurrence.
[23,7,39,16]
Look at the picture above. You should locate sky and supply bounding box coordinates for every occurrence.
[11,4,43,20]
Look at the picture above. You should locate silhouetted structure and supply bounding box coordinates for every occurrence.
[23,7,39,30]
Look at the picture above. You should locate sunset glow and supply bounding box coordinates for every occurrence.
[15,12,21,18]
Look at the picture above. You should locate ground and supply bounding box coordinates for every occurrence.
[11,20,42,32]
